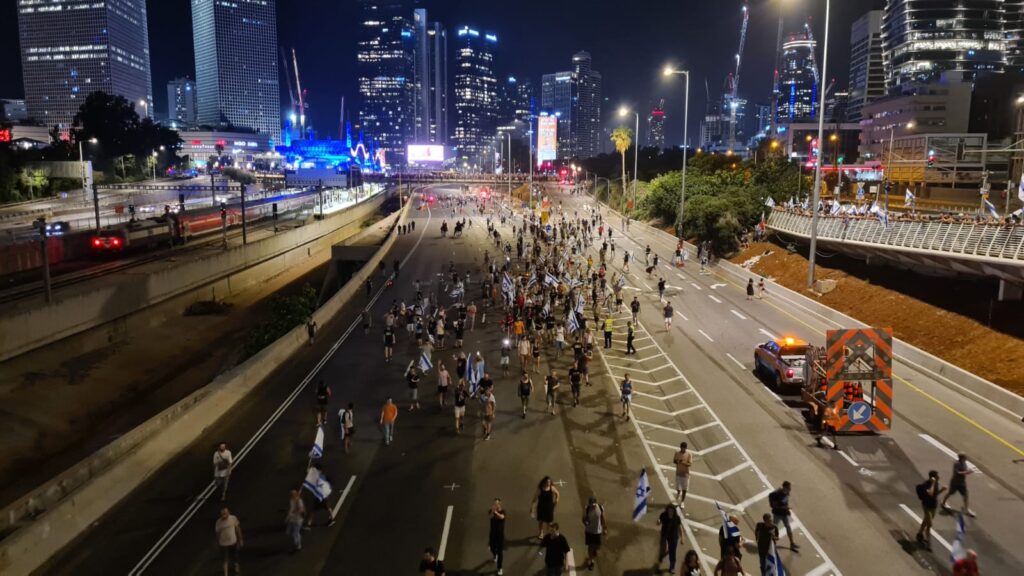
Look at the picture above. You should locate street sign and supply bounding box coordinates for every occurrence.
[847,401,872,425]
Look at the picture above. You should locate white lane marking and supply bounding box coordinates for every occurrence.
[837,451,859,468]
[689,461,752,481]
[806,562,840,576]
[730,309,748,320]
[708,295,722,304]
[710,283,728,289]
[127,198,432,576]
[919,434,982,474]
[677,273,687,281]
[331,475,357,518]
[725,353,746,370]
[698,329,714,342]
[438,505,454,561]
[637,278,653,291]
[676,310,689,321]
[899,504,953,553]
[690,282,703,291]
[758,328,777,340]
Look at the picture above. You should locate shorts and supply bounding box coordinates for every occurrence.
[454,406,466,418]
[220,544,239,564]
[484,414,494,422]
[581,365,589,375]
[675,474,690,492]
[621,394,632,404]
[585,532,602,547]
[438,385,449,395]
[546,393,556,405]
[501,356,510,366]
[409,388,419,400]
[948,483,967,496]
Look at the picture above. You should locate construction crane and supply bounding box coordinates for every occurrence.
[291,48,307,140]
[725,2,749,153]
[281,48,298,131]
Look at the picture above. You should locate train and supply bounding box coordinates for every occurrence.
[90,188,319,253]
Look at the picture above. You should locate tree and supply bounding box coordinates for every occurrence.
[19,168,48,199]
[610,126,633,205]
[71,92,181,178]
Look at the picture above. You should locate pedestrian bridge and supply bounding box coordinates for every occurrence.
[766,210,1024,298]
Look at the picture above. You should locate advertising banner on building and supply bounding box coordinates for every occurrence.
[537,116,558,162]
[407,144,446,163]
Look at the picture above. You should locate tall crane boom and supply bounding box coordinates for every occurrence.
[727,2,749,152]
[292,48,307,140]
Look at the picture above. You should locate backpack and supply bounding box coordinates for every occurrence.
[916,480,930,501]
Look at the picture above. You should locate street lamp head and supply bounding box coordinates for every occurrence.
[618,107,629,117]
[805,135,813,142]
[905,121,915,129]
[829,134,838,142]
[663,66,674,77]
[1017,95,1024,105]
[88,138,98,144]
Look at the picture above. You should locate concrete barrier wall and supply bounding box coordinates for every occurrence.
[0,192,414,576]
[0,192,388,362]
[608,202,1024,419]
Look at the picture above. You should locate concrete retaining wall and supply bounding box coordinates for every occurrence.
[0,192,414,576]
[0,191,388,362]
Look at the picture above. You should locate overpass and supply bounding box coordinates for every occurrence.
[767,209,1024,300]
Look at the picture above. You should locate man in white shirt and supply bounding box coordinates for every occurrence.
[213,443,233,501]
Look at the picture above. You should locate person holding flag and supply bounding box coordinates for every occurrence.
[310,425,325,460]
[633,468,652,522]
[716,501,743,560]
[756,512,782,576]
[302,463,336,527]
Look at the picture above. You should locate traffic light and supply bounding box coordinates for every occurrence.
[837,155,845,165]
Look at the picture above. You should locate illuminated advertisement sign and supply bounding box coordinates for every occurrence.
[537,116,557,162]
[407,144,446,163]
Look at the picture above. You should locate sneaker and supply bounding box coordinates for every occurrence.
[965,509,977,518]
[791,543,800,552]
[497,570,503,575]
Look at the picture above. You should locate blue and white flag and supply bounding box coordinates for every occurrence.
[1019,178,1024,202]
[765,539,786,576]
[545,271,560,287]
[801,198,809,210]
[951,512,967,564]
[856,183,865,200]
[303,467,332,502]
[501,272,514,297]
[984,199,999,219]
[542,300,551,317]
[310,426,325,459]
[574,294,586,314]
[904,188,915,207]
[764,196,776,208]
[569,277,584,289]
[449,285,464,299]
[526,273,537,289]
[419,351,433,372]
[633,468,652,522]
[716,501,741,539]
[567,311,580,334]
[471,357,485,386]
[616,275,626,289]
[830,201,841,215]
[465,357,476,388]
[876,209,889,227]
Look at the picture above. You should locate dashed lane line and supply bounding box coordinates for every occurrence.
[725,353,746,370]
[698,329,714,342]
[708,295,722,304]
[730,309,748,320]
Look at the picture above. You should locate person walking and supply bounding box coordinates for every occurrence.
[518,370,534,418]
[568,361,583,407]
[768,481,799,551]
[406,365,421,411]
[714,548,745,576]
[620,374,633,420]
[380,397,398,445]
[674,442,693,505]
[383,326,396,363]
[437,363,451,407]
[681,549,702,576]
[215,507,243,576]
[630,297,641,325]
[419,547,446,575]
[500,338,512,375]
[915,470,945,549]
[663,302,674,330]
[338,403,354,453]
[746,279,755,301]
[603,316,614,349]
[467,301,478,330]
[582,495,606,570]
[757,278,766,299]
[658,278,667,302]
[482,388,496,440]
[453,380,469,433]
[626,321,637,355]
[213,443,233,501]
[755,513,779,576]
[285,490,305,552]
[657,503,683,573]
[545,369,561,415]
[532,476,561,539]
[533,332,544,373]
[519,336,532,369]
[489,499,507,575]
[306,318,317,345]
[541,523,571,576]
[941,453,976,517]
[314,380,331,427]
[554,324,566,357]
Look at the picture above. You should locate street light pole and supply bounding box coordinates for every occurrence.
[807,0,830,289]
[631,111,639,213]
[507,132,512,200]
[664,68,690,237]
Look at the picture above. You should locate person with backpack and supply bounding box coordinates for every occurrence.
[768,481,799,551]
[915,470,945,549]
[581,496,605,570]
[338,403,354,452]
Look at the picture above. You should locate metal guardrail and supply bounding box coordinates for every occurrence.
[768,210,1024,263]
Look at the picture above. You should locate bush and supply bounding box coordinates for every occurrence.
[244,284,319,357]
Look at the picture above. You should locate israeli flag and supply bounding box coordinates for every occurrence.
[788,196,796,208]
[471,357,485,386]
[984,199,999,219]
[830,201,841,215]
[567,311,580,334]
[545,271,560,287]
[419,351,433,372]
[616,275,626,289]
[502,272,514,297]
[764,196,776,208]
[570,277,584,289]
[858,203,869,215]
[950,512,966,564]
[856,183,865,199]
[904,188,915,207]
[716,501,741,539]
[765,539,786,576]
[876,209,889,227]
[303,467,332,502]
[574,294,586,314]
[801,198,809,210]
[310,426,325,459]
[526,274,537,289]
[633,468,652,522]
[449,285,464,299]
[465,358,476,388]
[542,300,551,317]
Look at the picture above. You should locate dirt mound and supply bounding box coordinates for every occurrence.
[731,242,1024,394]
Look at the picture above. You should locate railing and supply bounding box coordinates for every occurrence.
[768,210,1024,263]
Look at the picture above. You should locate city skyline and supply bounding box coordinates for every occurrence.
[0,0,879,147]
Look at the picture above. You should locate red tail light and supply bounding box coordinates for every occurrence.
[112,237,121,246]
[92,237,101,247]
[786,368,794,378]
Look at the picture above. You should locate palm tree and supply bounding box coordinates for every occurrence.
[610,126,633,208]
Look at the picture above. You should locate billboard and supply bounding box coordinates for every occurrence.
[407,144,446,163]
[537,116,558,162]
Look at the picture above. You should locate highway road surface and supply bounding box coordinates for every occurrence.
[37,183,1024,575]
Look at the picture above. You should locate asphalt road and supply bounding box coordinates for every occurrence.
[37,183,1024,576]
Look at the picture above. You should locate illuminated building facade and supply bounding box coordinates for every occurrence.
[453,26,498,166]
[776,32,819,123]
[16,0,153,132]
[413,9,448,145]
[358,0,416,166]
[881,0,1005,91]
[167,77,197,126]
[192,0,281,143]
[847,10,885,122]
[647,100,665,150]
[540,51,602,160]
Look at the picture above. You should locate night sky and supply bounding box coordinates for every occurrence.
[0,0,882,145]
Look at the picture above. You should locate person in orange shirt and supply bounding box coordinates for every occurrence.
[380,397,398,446]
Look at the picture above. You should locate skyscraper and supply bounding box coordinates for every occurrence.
[540,52,602,160]
[427,22,449,145]
[847,10,885,122]
[647,100,666,150]
[452,26,498,167]
[357,0,416,165]
[192,0,281,142]
[1007,1,1024,71]
[776,31,819,124]
[167,77,197,126]
[881,0,1005,91]
[16,0,153,132]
